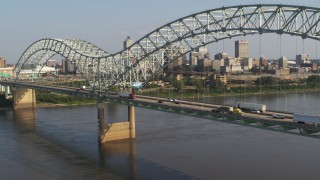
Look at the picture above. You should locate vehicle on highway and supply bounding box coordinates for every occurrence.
[237,102,266,112]
[213,106,233,114]
[118,89,135,99]
[251,109,261,114]
[293,113,320,126]
[76,85,86,91]
[129,93,135,99]
[168,98,180,103]
[232,108,243,115]
[273,114,284,119]
[174,101,181,104]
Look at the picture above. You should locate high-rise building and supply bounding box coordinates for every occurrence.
[214,52,228,60]
[123,36,134,49]
[61,59,76,74]
[241,57,253,70]
[0,58,6,68]
[296,54,310,65]
[189,46,210,66]
[278,56,288,69]
[235,40,249,58]
[259,56,267,67]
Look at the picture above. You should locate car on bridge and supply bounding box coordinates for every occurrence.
[273,114,285,119]
[251,109,261,114]
[168,98,180,104]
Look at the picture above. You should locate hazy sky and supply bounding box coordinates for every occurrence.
[1,0,320,64]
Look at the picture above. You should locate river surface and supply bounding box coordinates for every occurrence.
[188,90,320,115]
[1,92,320,180]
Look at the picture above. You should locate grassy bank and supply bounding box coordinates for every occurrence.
[36,91,96,106]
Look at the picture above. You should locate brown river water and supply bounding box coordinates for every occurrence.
[1,92,320,180]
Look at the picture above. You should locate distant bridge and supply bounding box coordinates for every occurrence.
[13,4,320,93]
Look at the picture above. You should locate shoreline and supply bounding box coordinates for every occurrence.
[0,103,96,110]
[36,103,96,108]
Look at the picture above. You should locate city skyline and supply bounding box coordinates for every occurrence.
[2,0,320,64]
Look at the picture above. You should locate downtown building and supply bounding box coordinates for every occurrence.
[0,58,6,68]
[235,40,249,58]
[296,54,311,65]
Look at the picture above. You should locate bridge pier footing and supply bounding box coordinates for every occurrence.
[98,102,136,143]
[12,87,36,110]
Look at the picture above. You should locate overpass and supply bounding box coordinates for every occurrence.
[3,4,320,142]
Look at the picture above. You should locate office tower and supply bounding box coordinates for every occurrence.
[296,54,310,65]
[123,36,134,49]
[278,56,288,68]
[235,40,248,58]
[0,58,6,68]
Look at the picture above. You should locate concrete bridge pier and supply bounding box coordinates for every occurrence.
[0,85,10,99]
[12,87,36,109]
[98,102,136,143]
[5,86,11,99]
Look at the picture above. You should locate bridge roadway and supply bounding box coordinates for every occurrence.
[135,95,293,121]
[1,80,320,136]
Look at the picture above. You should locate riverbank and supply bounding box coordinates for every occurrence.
[37,102,96,108]
[36,91,96,107]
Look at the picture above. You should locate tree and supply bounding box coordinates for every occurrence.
[255,76,280,86]
[306,75,320,87]
[250,66,261,74]
[192,79,205,93]
[172,80,183,92]
[210,79,225,89]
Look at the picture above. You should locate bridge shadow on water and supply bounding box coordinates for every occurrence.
[99,139,198,180]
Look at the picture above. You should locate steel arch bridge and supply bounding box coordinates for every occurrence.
[14,4,320,92]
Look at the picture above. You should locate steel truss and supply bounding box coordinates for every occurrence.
[14,4,320,92]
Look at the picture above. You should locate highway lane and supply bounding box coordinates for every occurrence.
[135,95,294,123]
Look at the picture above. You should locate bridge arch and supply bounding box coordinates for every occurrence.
[14,38,110,87]
[15,4,320,91]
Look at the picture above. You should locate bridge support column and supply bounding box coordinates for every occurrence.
[128,105,136,139]
[5,86,11,99]
[0,85,4,94]
[12,87,36,110]
[97,102,105,136]
[99,104,136,143]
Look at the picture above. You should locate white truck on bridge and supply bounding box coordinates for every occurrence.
[237,102,266,112]
[118,89,135,99]
[293,113,320,125]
